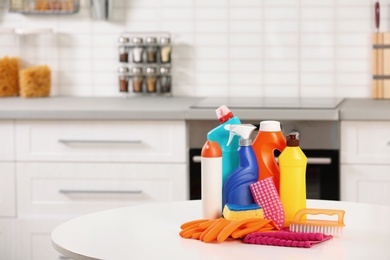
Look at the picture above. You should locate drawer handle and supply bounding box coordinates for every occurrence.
[59,256,72,260]
[58,139,142,144]
[307,157,332,165]
[59,189,143,194]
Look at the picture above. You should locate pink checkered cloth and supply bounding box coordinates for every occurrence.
[244,231,333,248]
[249,177,284,229]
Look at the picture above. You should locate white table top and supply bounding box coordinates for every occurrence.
[51,200,390,260]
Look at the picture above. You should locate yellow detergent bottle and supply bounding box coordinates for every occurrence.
[279,134,307,228]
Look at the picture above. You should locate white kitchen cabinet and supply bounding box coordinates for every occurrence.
[0,119,188,259]
[15,218,71,260]
[341,121,390,206]
[0,219,16,260]
[15,120,186,163]
[0,163,16,217]
[16,162,187,216]
[0,121,14,161]
[341,121,390,164]
[341,165,390,206]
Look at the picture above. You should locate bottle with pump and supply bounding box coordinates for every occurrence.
[223,124,258,207]
[207,105,241,186]
[252,120,286,193]
[279,134,307,227]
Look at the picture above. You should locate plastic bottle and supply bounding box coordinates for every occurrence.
[223,124,258,207]
[252,120,286,193]
[279,134,307,227]
[207,105,241,187]
[201,141,222,219]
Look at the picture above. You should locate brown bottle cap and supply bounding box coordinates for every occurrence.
[286,134,299,146]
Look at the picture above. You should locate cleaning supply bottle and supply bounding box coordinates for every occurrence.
[252,120,286,193]
[223,124,258,207]
[207,105,241,186]
[201,141,222,219]
[279,134,307,227]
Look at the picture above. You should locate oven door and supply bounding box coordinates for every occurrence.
[189,148,339,201]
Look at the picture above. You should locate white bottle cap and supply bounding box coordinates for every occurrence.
[259,120,281,132]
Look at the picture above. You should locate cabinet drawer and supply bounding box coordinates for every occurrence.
[15,120,186,163]
[0,163,16,217]
[15,218,71,260]
[341,121,390,164]
[16,162,188,216]
[0,219,16,260]
[0,121,14,161]
[341,165,390,206]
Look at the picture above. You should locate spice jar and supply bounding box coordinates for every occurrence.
[159,37,171,63]
[159,67,171,93]
[131,37,144,63]
[145,36,158,63]
[118,36,129,63]
[145,67,157,93]
[132,67,144,93]
[118,67,129,92]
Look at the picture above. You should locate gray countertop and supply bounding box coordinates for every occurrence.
[0,96,389,121]
[339,98,390,121]
[0,96,200,120]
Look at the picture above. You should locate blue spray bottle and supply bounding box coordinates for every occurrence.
[207,105,241,186]
[223,124,258,207]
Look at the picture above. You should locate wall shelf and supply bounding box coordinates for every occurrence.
[8,0,80,15]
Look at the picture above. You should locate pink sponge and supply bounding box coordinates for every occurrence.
[250,177,285,229]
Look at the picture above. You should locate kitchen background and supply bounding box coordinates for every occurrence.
[0,0,387,98]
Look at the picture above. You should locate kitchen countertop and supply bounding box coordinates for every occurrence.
[339,98,390,121]
[0,96,389,121]
[0,96,201,120]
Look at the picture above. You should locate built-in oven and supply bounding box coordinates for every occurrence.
[188,120,340,201]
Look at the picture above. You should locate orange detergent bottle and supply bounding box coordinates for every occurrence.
[252,121,286,193]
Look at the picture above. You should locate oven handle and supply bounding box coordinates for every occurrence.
[306,157,332,165]
[193,156,331,165]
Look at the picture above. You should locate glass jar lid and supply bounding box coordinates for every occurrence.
[118,67,129,73]
[146,36,157,44]
[160,67,170,74]
[145,67,157,75]
[131,67,143,75]
[160,37,170,45]
[132,37,143,44]
[118,36,129,44]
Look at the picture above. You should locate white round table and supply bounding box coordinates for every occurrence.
[51,200,390,260]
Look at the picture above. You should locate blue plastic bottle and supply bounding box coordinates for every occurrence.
[207,105,241,186]
[223,124,258,207]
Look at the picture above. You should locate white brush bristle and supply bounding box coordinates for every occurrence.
[290,224,343,236]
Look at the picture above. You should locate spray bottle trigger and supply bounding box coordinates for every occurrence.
[224,124,235,146]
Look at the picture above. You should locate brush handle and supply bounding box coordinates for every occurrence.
[293,208,345,226]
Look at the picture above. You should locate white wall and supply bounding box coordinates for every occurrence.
[0,0,386,98]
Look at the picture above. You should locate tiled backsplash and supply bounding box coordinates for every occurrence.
[0,0,385,98]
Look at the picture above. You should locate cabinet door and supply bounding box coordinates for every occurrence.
[341,165,390,206]
[341,121,390,164]
[15,120,186,163]
[15,218,71,260]
[0,121,14,161]
[0,163,16,216]
[0,219,16,260]
[17,162,188,216]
